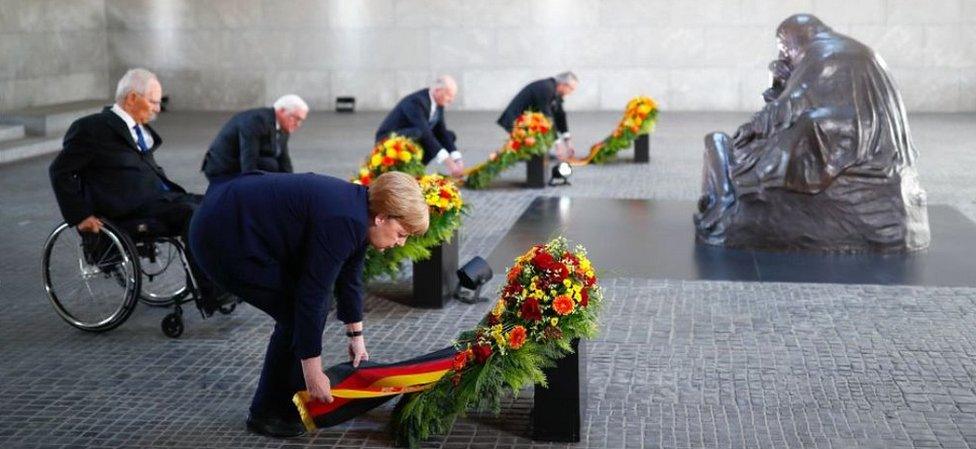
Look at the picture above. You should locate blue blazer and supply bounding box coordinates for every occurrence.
[201,107,292,180]
[496,78,569,134]
[189,172,368,359]
[375,88,457,164]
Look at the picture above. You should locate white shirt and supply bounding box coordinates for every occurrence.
[428,89,438,122]
[111,103,154,150]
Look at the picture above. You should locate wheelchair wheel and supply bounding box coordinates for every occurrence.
[137,238,189,307]
[42,221,140,332]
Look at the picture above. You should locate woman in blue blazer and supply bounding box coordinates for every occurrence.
[189,171,428,437]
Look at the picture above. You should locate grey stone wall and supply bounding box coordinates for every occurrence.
[0,0,111,112]
[3,0,974,112]
[104,0,976,112]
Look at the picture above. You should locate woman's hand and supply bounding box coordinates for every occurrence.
[300,357,333,403]
[348,335,369,368]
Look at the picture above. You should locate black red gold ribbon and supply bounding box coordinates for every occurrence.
[292,347,456,431]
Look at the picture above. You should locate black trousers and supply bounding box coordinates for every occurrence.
[223,281,306,419]
[124,193,216,300]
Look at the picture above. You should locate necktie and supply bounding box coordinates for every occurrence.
[134,125,169,191]
[133,125,149,153]
[275,130,287,157]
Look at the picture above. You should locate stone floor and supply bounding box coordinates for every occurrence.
[1,110,975,448]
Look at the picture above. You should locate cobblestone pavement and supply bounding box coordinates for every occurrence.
[1,111,975,448]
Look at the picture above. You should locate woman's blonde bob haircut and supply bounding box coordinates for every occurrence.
[367,172,429,235]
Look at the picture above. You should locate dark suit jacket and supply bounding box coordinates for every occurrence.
[49,107,186,226]
[189,172,368,359]
[201,107,292,180]
[496,78,569,134]
[375,88,457,165]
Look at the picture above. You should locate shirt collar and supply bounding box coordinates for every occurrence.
[110,103,138,130]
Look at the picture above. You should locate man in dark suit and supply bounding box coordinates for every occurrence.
[497,72,579,160]
[201,95,308,182]
[189,171,429,437]
[48,68,225,314]
[375,75,464,177]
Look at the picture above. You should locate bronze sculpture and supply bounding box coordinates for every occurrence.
[694,14,930,252]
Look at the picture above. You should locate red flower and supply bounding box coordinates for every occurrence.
[507,326,527,350]
[502,280,522,298]
[486,313,500,326]
[552,295,575,316]
[520,297,542,321]
[511,140,522,151]
[472,344,493,364]
[580,288,589,308]
[382,156,395,167]
[439,190,452,199]
[562,252,579,266]
[532,250,555,269]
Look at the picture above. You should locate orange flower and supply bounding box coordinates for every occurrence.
[524,136,536,147]
[507,325,527,350]
[507,264,522,282]
[453,349,472,371]
[552,294,575,316]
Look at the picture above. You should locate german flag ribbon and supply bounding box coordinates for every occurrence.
[292,347,456,431]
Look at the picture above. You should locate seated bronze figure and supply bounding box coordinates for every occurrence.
[694,14,930,253]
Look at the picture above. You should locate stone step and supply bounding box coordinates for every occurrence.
[0,124,26,143]
[0,136,62,165]
[0,100,107,137]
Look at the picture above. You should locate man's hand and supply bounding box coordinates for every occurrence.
[301,357,334,403]
[77,216,103,233]
[348,335,369,368]
[445,158,465,178]
[555,141,575,161]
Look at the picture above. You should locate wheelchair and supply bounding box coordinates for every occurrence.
[41,217,238,338]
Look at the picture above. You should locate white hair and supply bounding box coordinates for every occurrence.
[432,75,457,93]
[554,71,579,85]
[114,68,159,104]
[273,94,309,113]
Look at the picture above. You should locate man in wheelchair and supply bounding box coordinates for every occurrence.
[48,68,230,316]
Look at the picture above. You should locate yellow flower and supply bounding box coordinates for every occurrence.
[359,167,369,177]
[385,148,397,158]
[492,299,506,317]
[370,154,383,168]
[549,317,559,326]
[399,150,412,162]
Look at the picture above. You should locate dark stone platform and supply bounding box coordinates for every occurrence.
[488,197,976,288]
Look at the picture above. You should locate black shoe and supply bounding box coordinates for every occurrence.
[199,291,237,317]
[246,412,306,438]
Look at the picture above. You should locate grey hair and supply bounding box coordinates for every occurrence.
[114,68,159,104]
[273,94,309,113]
[432,75,457,92]
[554,71,579,85]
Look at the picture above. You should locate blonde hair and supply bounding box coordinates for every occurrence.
[368,172,429,235]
